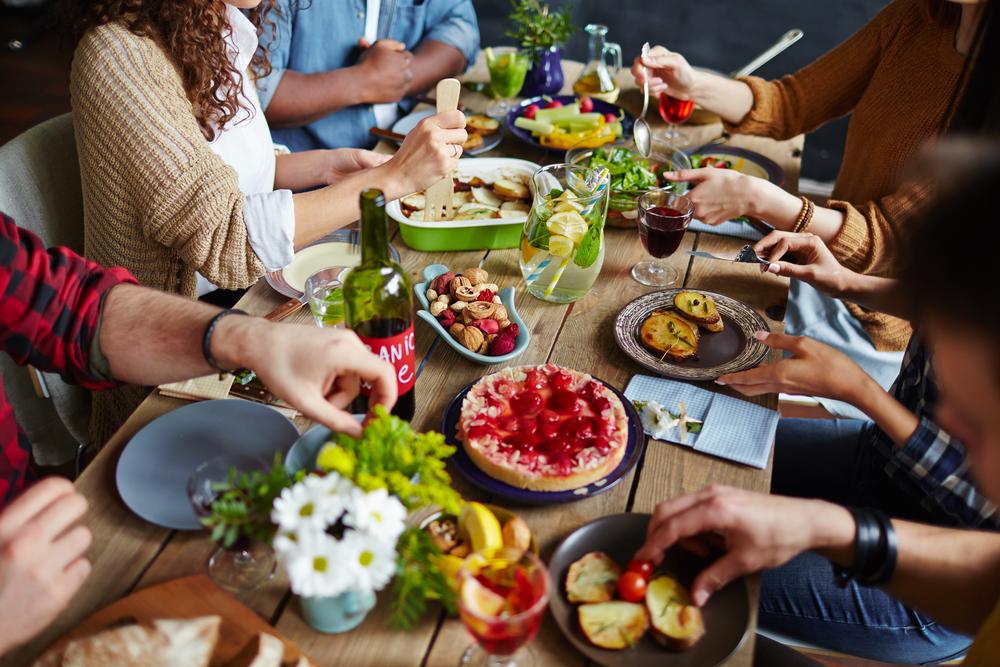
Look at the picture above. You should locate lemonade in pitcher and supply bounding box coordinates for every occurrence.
[519,164,610,303]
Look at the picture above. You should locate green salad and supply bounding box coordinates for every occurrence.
[585,147,659,213]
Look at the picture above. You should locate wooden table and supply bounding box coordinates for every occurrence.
[4,58,801,667]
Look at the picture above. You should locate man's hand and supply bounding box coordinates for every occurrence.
[0,479,92,655]
[636,486,853,606]
[716,331,876,404]
[320,148,392,186]
[755,231,853,296]
[221,321,397,438]
[356,39,414,105]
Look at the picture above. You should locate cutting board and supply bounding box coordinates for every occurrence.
[38,575,311,665]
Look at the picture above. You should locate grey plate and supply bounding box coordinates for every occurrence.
[115,400,299,530]
[614,289,769,381]
[549,513,750,667]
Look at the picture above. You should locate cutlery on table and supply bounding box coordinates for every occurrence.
[686,244,771,266]
[633,42,653,158]
[369,126,407,143]
[729,29,804,78]
[422,78,462,222]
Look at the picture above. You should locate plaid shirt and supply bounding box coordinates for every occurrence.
[872,336,998,528]
[0,212,135,506]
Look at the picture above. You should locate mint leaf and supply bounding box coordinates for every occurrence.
[574,224,602,269]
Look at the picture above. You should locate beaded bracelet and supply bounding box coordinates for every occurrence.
[202,308,248,379]
[791,196,815,234]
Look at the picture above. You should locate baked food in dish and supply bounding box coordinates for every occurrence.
[458,364,629,492]
[565,551,621,603]
[639,311,700,360]
[673,291,723,333]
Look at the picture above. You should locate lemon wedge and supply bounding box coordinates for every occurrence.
[548,234,575,258]
[461,576,506,617]
[432,554,465,592]
[546,211,588,243]
[459,502,503,556]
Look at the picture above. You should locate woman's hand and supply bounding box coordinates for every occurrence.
[717,331,877,404]
[631,45,697,98]
[636,486,853,606]
[661,168,758,226]
[379,110,467,197]
[755,231,853,297]
[320,149,391,185]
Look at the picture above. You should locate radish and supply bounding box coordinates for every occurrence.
[523,104,540,120]
[604,112,617,124]
[546,99,564,109]
[579,96,594,113]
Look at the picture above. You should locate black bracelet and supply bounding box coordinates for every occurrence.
[832,507,898,588]
[863,510,898,586]
[202,309,248,378]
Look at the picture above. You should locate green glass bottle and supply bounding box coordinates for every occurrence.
[344,189,416,420]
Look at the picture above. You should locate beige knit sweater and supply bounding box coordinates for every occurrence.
[71,23,267,445]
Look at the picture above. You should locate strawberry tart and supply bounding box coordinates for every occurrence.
[457,364,629,492]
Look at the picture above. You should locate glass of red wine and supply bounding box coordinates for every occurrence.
[187,454,276,593]
[658,92,695,145]
[632,190,694,287]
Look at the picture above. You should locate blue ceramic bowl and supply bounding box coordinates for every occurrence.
[414,264,530,365]
[506,95,635,154]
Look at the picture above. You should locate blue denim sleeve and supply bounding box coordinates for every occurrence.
[256,0,294,110]
[893,417,999,528]
[421,0,480,70]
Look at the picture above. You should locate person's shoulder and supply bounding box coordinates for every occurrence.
[872,0,927,30]
[74,22,170,74]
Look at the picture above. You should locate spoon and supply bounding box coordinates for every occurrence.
[729,29,804,79]
[633,42,653,158]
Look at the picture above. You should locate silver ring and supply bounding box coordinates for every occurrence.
[451,144,460,158]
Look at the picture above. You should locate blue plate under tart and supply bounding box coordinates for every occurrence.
[441,373,646,505]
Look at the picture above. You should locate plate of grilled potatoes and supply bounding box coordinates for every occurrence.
[391,109,502,156]
[615,289,769,381]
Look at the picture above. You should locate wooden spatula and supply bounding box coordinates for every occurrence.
[423,78,462,222]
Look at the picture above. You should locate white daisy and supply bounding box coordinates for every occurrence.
[343,487,407,545]
[284,530,351,598]
[339,529,398,593]
[271,475,345,532]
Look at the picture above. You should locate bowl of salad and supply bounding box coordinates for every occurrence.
[566,144,691,228]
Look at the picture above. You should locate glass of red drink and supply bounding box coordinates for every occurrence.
[658,92,695,145]
[458,548,550,667]
[632,190,694,287]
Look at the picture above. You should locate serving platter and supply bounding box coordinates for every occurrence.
[506,94,635,153]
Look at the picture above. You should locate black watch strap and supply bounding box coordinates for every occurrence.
[202,308,249,378]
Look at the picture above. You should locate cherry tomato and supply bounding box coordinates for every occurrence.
[546,99,564,109]
[579,96,594,113]
[626,559,654,578]
[604,112,618,124]
[523,104,540,120]
[617,571,647,602]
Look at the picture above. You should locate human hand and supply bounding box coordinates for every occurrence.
[382,110,467,196]
[754,231,852,297]
[0,478,92,655]
[631,45,697,98]
[660,167,758,226]
[356,38,414,104]
[636,485,852,606]
[320,148,392,185]
[717,331,874,403]
[229,321,397,437]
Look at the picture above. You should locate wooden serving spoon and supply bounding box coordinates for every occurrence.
[423,78,462,222]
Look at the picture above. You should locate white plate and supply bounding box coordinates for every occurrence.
[386,157,540,229]
[391,109,502,156]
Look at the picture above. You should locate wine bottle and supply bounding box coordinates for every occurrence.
[344,189,416,421]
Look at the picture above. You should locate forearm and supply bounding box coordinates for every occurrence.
[688,70,755,125]
[748,182,846,243]
[274,151,334,191]
[405,40,466,96]
[851,385,920,447]
[836,271,910,319]
[265,68,366,129]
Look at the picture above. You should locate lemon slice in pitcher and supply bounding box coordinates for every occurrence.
[546,211,588,243]
[548,234,575,258]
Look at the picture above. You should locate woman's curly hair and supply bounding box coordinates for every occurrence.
[63,0,279,141]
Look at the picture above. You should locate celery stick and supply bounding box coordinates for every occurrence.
[535,103,581,123]
[514,117,555,135]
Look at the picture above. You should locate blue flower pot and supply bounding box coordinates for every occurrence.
[520,46,564,97]
[300,588,377,634]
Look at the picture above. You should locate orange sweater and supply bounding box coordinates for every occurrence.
[725,0,965,351]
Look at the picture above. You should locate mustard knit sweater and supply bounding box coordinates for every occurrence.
[725,0,965,351]
[71,23,267,445]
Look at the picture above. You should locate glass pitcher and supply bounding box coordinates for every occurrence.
[519,164,610,304]
[573,24,623,103]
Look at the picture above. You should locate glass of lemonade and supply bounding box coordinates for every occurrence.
[305,268,345,328]
[486,47,530,119]
[519,163,610,303]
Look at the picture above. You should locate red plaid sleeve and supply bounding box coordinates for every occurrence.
[0,211,137,505]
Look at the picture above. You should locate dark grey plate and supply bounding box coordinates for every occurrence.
[549,513,750,667]
[614,290,769,381]
[115,400,300,530]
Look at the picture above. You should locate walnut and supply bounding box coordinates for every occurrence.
[465,301,497,320]
[427,518,458,553]
[493,305,508,322]
[460,326,485,351]
[477,339,490,354]
[455,285,479,302]
[450,275,473,298]
[462,267,489,285]
[449,322,466,338]
[429,301,448,317]
[487,333,498,344]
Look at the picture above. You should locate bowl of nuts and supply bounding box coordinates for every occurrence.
[414,264,530,365]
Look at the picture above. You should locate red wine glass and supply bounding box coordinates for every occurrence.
[632,190,693,287]
[658,92,695,145]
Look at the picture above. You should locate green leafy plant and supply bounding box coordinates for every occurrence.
[389,527,457,630]
[506,0,575,61]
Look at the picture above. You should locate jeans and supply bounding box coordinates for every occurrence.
[759,418,972,663]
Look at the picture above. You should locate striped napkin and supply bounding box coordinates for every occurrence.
[158,375,299,420]
[688,218,765,241]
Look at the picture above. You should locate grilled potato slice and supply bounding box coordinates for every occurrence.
[494,178,530,201]
[673,291,723,333]
[639,311,699,361]
[645,575,705,651]
[578,602,649,650]
[566,551,621,603]
[466,114,501,134]
[462,132,485,151]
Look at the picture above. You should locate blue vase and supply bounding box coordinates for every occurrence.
[520,46,564,97]
[300,588,377,634]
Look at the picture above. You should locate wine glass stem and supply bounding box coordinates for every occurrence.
[487,656,515,667]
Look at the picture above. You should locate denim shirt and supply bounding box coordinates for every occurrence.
[257,0,479,151]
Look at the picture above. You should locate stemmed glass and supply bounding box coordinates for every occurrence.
[187,454,276,592]
[658,92,695,146]
[486,47,530,119]
[305,268,346,328]
[632,190,694,287]
[458,548,550,667]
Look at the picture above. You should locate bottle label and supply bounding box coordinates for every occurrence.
[357,326,416,395]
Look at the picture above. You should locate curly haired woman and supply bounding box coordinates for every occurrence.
[64,0,468,444]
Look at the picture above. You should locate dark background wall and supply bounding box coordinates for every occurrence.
[473,0,891,182]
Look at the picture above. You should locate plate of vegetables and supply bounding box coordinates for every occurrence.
[687,146,784,186]
[508,95,634,153]
[567,145,691,228]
